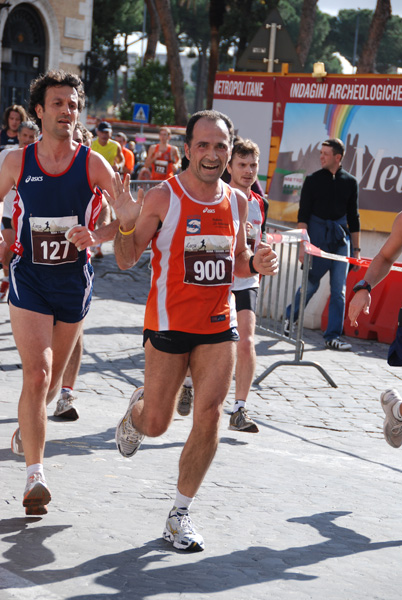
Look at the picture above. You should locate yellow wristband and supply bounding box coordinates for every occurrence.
[119,224,136,236]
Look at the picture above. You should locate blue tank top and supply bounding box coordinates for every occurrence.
[12,142,102,271]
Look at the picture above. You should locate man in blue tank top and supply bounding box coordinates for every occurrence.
[0,70,120,516]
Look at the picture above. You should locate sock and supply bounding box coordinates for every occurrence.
[183,376,193,388]
[61,386,73,394]
[392,402,402,421]
[27,463,44,479]
[233,400,246,413]
[174,488,194,512]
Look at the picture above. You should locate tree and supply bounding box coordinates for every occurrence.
[357,0,392,73]
[174,0,210,111]
[154,0,188,124]
[87,0,143,103]
[144,0,161,63]
[120,59,175,124]
[296,0,319,67]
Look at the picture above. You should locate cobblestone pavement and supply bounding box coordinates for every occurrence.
[1,242,402,599]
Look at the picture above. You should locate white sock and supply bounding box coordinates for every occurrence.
[174,488,194,512]
[61,386,73,394]
[392,402,402,421]
[233,400,246,413]
[183,376,193,388]
[27,463,44,479]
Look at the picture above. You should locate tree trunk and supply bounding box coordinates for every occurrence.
[144,0,160,63]
[296,0,319,67]
[194,45,208,112]
[206,0,226,109]
[234,0,253,71]
[154,0,188,125]
[357,0,392,73]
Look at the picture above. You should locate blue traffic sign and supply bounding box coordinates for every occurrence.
[132,103,150,123]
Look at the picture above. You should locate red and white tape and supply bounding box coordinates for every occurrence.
[266,228,402,273]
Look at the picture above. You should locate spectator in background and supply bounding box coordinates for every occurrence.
[1,105,28,149]
[144,126,181,180]
[115,131,135,176]
[91,121,124,172]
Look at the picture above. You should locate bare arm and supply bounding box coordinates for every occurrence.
[104,176,167,270]
[171,145,182,173]
[234,190,278,278]
[114,142,125,171]
[0,150,22,260]
[348,212,402,327]
[144,144,157,170]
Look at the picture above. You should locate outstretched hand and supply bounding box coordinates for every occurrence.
[103,173,144,229]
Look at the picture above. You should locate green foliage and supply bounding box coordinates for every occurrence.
[329,10,402,72]
[87,0,143,102]
[277,0,341,73]
[119,60,175,125]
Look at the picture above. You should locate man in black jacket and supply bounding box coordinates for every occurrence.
[285,138,361,351]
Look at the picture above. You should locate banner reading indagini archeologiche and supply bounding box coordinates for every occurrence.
[269,75,402,232]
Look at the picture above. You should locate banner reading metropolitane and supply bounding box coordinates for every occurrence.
[213,72,402,233]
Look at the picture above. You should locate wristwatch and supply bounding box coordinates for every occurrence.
[353,279,372,293]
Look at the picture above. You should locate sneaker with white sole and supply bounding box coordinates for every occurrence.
[325,338,352,351]
[284,319,297,337]
[163,508,205,552]
[11,427,24,456]
[23,472,51,516]
[177,385,193,416]
[380,389,402,448]
[229,407,259,433]
[115,387,145,458]
[54,391,79,420]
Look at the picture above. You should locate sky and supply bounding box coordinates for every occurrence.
[318,0,402,17]
[121,1,402,68]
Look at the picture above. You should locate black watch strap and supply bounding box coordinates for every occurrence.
[353,280,371,293]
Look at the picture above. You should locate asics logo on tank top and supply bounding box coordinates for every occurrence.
[25,175,44,183]
[203,207,215,213]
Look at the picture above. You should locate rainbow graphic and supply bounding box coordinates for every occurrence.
[324,105,360,141]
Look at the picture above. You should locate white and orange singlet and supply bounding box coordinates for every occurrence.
[144,176,240,334]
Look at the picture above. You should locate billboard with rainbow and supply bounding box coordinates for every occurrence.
[267,75,402,231]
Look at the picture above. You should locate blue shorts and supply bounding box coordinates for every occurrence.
[9,255,93,324]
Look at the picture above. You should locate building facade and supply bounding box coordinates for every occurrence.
[0,0,93,115]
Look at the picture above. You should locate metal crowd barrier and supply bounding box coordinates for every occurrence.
[129,180,159,195]
[254,221,337,388]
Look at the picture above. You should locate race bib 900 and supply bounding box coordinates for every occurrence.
[184,234,233,286]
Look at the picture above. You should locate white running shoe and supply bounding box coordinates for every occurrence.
[177,385,193,416]
[380,389,402,448]
[325,338,352,351]
[115,387,145,458]
[54,391,79,420]
[163,508,205,552]
[11,427,24,456]
[23,472,51,516]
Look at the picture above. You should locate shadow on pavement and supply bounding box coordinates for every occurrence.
[1,511,401,599]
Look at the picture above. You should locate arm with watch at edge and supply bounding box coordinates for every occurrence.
[348,211,402,327]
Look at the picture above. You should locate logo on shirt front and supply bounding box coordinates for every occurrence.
[25,175,43,183]
[186,217,201,234]
[203,207,215,213]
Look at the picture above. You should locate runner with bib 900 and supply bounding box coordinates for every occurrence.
[107,110,278,552]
